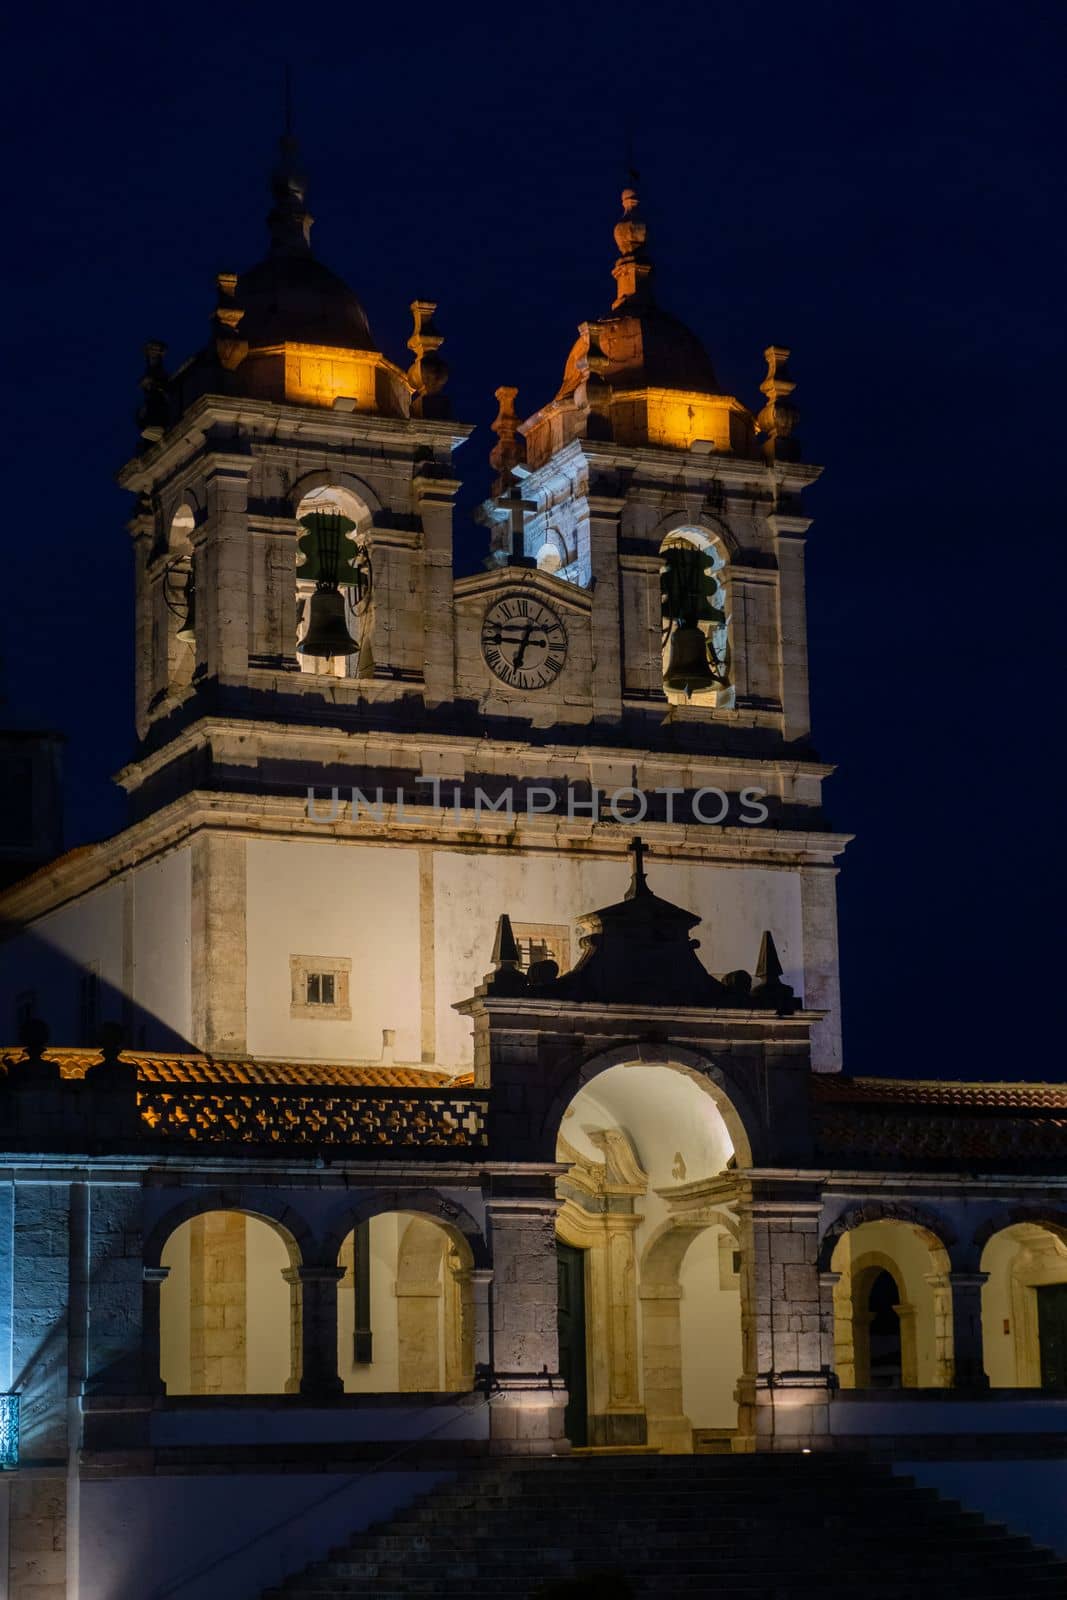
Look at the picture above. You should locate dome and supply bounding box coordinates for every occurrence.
[558,304,718,400]
[235,252,375,352]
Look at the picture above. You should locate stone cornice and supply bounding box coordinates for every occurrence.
[0,785,851,926]
[118,394,473,490]
[113,715,837,793]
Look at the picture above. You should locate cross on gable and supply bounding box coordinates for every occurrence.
[502,485,536,554]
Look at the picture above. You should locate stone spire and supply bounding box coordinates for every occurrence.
[611,186,654,309]
[757,346,800,462]
[267,115,314,257]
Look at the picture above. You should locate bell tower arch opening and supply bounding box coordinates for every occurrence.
[294,482,373,679]
[659,526,732,709]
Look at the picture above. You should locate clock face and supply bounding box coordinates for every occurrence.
[481,594,567,690]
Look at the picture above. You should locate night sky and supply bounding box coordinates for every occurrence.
[2,2,1062,1078]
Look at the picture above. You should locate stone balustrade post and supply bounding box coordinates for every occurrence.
[283,1266,345,1398]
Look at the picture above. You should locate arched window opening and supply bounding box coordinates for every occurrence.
[160,505,196,693]
[861,1268,904,1389]
[294,484,372,680]
[336,1213,474,1394]
[556,1059,744,1452]
[659,528,732,709]
[159,1211,294,1395]
[830,1222,952,1390]
[980,1222,1067,1388]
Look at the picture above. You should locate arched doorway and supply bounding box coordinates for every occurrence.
[555,1058,745,1451]
[159,1210,296,1395]
[980,1222,1067,1387]
[829,1221,952,1389]
[335,1212,474,1393]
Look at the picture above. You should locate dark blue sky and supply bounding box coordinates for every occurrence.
[1,1,1063,1077]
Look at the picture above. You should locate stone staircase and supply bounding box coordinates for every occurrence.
[264,1454,1067,1598]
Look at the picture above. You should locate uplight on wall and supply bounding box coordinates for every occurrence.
[0,1394,19,1468]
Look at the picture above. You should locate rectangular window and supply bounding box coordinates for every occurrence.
[306,972,335,1006]
[289,956,352,1020]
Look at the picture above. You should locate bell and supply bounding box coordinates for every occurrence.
[664,625,715,695]
[298,586,359,659]
[175,581,196,646]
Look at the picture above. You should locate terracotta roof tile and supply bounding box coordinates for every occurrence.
[812,1075,1067,1111]
[0,1047,460,1089]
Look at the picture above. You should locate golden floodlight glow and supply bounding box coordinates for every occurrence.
[611,388,743,451]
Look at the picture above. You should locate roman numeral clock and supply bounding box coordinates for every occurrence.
[480,594,567,690]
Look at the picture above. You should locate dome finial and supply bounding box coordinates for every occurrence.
[611,182,653,310]
[268,72,313,257]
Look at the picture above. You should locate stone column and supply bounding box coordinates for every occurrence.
[737,1196,832,1451]
[948,1271,990,1389]
[284,1266,345,1398]
[414,468,459,706]
[141,1268,170,1395]
[817,1270,841,1380]
[485,1193,568,1453]
[190,832,247,1056]
[190,1212,245,1395]
[201,457,251,683]
[470,1268,493,1379]
[768,516,812,742]
[639,1280,688,1451]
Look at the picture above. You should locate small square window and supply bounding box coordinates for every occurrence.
[290,956,352,1020]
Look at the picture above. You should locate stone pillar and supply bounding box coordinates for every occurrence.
[948,1271,990,1388]
[485,1193,568,1453]
[190,1212,246,1395]
[414,468,459,707]
[639,1280,688,1452]
[818,1270,841,1379]
[284,1266,345,1398]
[583,493,625,723]
[201,457,251,683]
[738,1196,832,1451]
[190,832,247,1056]
[142,1268,169,1395]
[769,517,812,742]
[470,1267,493,1378]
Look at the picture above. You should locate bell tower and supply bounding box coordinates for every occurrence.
[119,130,472,818]
[482,186,819,741]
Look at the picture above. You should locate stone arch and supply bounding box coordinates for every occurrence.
[639,1211,742,1452]
[817,1200,956,1273]
[543,1043,758,1170]
[972,1209,1067,1266]
[288,468,382,520]
[157,1207,302,1396]
[320,1188,487,1272]
[394,1214,475,1392]
[650,508,738,562]
[826,1211,954,1389]
[978,1218,1067,1388]
[144,1188,311,1271]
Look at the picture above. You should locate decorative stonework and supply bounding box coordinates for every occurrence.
[137,1086,488,1148]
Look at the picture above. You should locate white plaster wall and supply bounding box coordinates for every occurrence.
[245,841,421,1062]
[1,882,124,1042]
[680,1226,742,1427]
[132,846,192,1045]
[337,1214,400,1393]
[435,851,804,1069]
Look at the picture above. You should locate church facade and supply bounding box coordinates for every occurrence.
[0,134,1065,1600]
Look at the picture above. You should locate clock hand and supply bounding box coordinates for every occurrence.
[511,620,537,665]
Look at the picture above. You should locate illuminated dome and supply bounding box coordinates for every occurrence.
[235,252,375,353]
[521,187,755,465]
